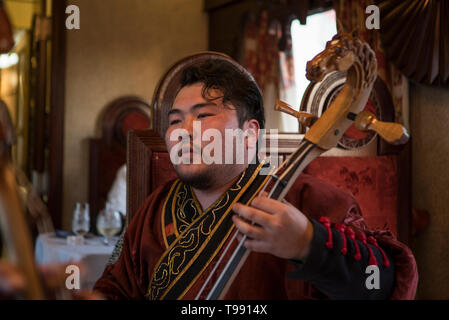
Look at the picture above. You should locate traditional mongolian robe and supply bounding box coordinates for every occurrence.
[94,162,418,300]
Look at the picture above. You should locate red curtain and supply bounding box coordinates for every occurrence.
[240,11,280,92]
[240,11,297,131]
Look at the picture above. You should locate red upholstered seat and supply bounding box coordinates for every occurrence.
[303,156,398,236]
[138,143,399,236]
[126,53,411,243]
[150,152,177,191]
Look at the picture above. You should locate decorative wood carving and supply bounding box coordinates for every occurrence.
[128,43,413,248]
[100,95,151,147]
[125,130,311,224]
[126,129,175,225]
[300,72,403,154]
[89,96,151,224]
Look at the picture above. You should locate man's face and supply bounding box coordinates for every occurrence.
[165,83,254,189]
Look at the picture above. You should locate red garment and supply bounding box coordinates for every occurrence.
[93,173,418,299]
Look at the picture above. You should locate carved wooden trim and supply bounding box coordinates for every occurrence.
[88,96,151,224]
[126,130,167,225]
[47,0,67,229]
[100,95,151,147]
[126,129,410,243]
[125,130,307,223]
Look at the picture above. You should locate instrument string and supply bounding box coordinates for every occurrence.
[199,140,316,299]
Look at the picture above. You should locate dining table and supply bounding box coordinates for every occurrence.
[34,232,118,289]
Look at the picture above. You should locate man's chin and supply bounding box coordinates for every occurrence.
[174,164,214,190]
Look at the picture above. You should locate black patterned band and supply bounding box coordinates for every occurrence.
[147,161,272,300]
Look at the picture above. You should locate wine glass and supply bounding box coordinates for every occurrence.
[72,202,90,236]
[96,204,122,245]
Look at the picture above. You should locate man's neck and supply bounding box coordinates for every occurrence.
[191,172,241,211]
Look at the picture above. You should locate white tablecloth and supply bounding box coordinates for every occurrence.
[35,233,117,289]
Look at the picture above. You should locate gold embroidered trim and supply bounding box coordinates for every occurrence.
[147,161,267,300]
[161,179,180,249]
[177,167,273,299]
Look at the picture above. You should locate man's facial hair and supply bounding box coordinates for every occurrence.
[174,166,215,190]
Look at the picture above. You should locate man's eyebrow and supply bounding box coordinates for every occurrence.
[167,108,182,117]
[168,102,218,117]
[191,102,217,111]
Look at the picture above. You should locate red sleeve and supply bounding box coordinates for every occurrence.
[93,184,169,300]
[286,173,418,300]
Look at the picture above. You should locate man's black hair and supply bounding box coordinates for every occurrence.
[179,59,265,129]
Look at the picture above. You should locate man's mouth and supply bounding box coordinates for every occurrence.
[178,145,201,159]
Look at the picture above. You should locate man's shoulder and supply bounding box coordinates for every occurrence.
[287,173,361,222]
[289,173,339,193]
[291,172,356,198]
[148,179,179,201]
[143,178,179,209]
[128,178,179,224]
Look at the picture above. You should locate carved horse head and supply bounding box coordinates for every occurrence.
[306,34,359,82]
[306,32,377,92]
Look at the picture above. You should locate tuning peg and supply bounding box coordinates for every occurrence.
[349,111,409,145]
[274,100,318,128]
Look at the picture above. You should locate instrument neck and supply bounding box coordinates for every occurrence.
[204,139,325,300]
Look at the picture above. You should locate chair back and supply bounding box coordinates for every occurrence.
[126,52,411,242]
[89,96,151,222]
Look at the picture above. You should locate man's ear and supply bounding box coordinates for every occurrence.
[242,119,260,149]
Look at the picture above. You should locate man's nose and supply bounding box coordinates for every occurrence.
[180,116,195,140]
[181,116,192,134]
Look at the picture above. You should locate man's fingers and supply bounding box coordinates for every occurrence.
[250,196,286,215]
[259,191,268,197]
[232,215,265,240]
[281,198,295,208]
[236,233,270,253]
[0,263,26,295]
[232,202,272,227]
[0,262,73,298]
[39,264,70,289]
[39,262,86,290]
[72,290,105,300]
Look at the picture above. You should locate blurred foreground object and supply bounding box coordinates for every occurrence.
[0,0,14,53]
[0,101,45,299]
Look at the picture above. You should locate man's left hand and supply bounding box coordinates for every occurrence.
[232,193,314,261]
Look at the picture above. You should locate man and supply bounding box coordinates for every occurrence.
[93,58,418,300]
